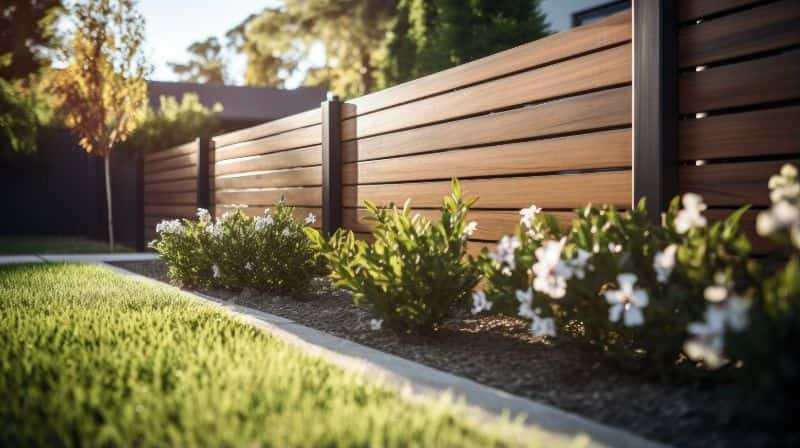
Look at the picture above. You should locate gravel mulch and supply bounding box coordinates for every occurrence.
[111,260,796,448]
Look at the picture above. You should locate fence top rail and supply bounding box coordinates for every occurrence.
[144,139,198,163]
[343,9,631,119]
[212,107,322,149]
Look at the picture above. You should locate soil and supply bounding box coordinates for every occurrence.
[111,260,796,448]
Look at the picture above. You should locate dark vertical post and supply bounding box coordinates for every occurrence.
[321,96,343,236]
[135,153,145,251]
[633,0,678,221]
[196,137,211,211]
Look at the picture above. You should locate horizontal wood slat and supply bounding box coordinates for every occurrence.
[342,208,576,242]
[214,146,322,176]
[343,171,631,210]
[144,165,197,184]
[214,166,322,190]
[344,86,632,163]
[144,205,197,219]
[143,152,198,173]
[342,43,631,140]
[680,106,800,160]
[214,125,322,162]
[215,187,322,207]
[679,0,800,67]
[342,129,630,185]
[213,108,321,148]
[144,141,196,162]
[680,160,796,207]
[678,0,766,22]
[144,179,197,194]
[144,191,196,205]
[679,52,800,113]
[346,10,631,117]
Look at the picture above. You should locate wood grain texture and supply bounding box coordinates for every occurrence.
[144,140,196,162]
[343,44,631,140]
[680,52,800,113]
[214,125,321,162]
[679,0,800,67]
[342,208,576,242]
[214,166,322,190]
[343,171,631,210]
[214,146,321,176]
[343,86,632,163]
[680,160,797,206]
[144,191,196,205]
[143,179,197,194]
[212,108,321,148]
[342,129,630,185]
[678,0,767,22]
[345,10,631,117]
[680,106,800,160]
[144,205,197,219]
[214,187,322,207]
[144,152,198,173]
[144,165,197,184]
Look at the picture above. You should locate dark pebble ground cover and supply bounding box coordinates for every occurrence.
[112,260,798,448]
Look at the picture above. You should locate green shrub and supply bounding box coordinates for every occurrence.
[151,201,319,295]
[309,179,481,332]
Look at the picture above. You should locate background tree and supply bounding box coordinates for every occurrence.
[0,0,64,80]
[380,0,550,86]
[53,0,149,251]
[168,37,228,84]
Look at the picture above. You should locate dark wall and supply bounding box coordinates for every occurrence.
[0,129,141,249]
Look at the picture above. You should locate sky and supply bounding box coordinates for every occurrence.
[138,0,280,85]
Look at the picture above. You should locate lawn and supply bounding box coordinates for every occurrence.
[0,236,132,255]
[0,263,553,447]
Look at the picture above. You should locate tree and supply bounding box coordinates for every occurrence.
[380,0,550,86]
[168,37,228,84]
[0,0,64,80]
[53,0,149,251]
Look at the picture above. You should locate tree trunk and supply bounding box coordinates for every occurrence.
[104,154,115,252]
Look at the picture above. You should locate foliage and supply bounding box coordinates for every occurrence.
[0,263,531,447]
[0,77,41,156]
[477,164,800,388]
[0,0,63,80]
[168,37,228,84]
[380,0,550,86]
[116,93,222,155]
[151,203,320,296]
[309,179,481,332]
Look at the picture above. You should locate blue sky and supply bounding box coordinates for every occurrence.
[138,0,280,85]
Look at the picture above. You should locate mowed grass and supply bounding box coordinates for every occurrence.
[0,236,132,255]
[0,263,556,447]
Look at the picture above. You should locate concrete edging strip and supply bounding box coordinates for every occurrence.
[101,262,670,448]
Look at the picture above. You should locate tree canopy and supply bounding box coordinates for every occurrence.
[0,0,64,81]
[168,37,228,84]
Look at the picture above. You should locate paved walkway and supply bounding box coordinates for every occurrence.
[0,253,158,265]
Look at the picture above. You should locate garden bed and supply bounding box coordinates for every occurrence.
[113,259,796,448]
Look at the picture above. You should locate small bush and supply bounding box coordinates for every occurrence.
[309,179,481,332]
[151,201,319,296]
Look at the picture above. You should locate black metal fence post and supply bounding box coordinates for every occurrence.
[196,137,211,211]
[321,96,343,236]
[633,0,678,221]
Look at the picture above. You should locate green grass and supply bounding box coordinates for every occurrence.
[0,236,132,255]
[0,263,561,447]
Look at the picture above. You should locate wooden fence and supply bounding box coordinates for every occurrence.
[138,3,799,253]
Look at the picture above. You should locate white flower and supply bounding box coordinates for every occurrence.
[653,244,678,283]
[245,261,253,271]
[281,228,291,237]
[565,248,591,279]
[254,215,274,231]
[489,236,521,270]
[516,288,535,318]
[304,212,316,225]
[156,219,184,235]
[674,193,708,234]
[463,221,478,237]
[212,264,221,278]
[206,220,223,238]
[604,273,649,327]
[768,164,799,203]
[532,239,572,299]
[684,297,750,368]
[608,243,622,253]
[519,205,542,229]
[196,208,211,222]
[369,319,383,331]
[757,201,799,237]
[221,211,233,222]
[531,315,556,338]
[471,291,492,315]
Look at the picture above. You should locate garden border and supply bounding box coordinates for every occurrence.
[101,261,669,448]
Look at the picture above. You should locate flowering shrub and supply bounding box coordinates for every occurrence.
[477,164,799,380]
[309,179,481,332]
[151,201,320,295]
